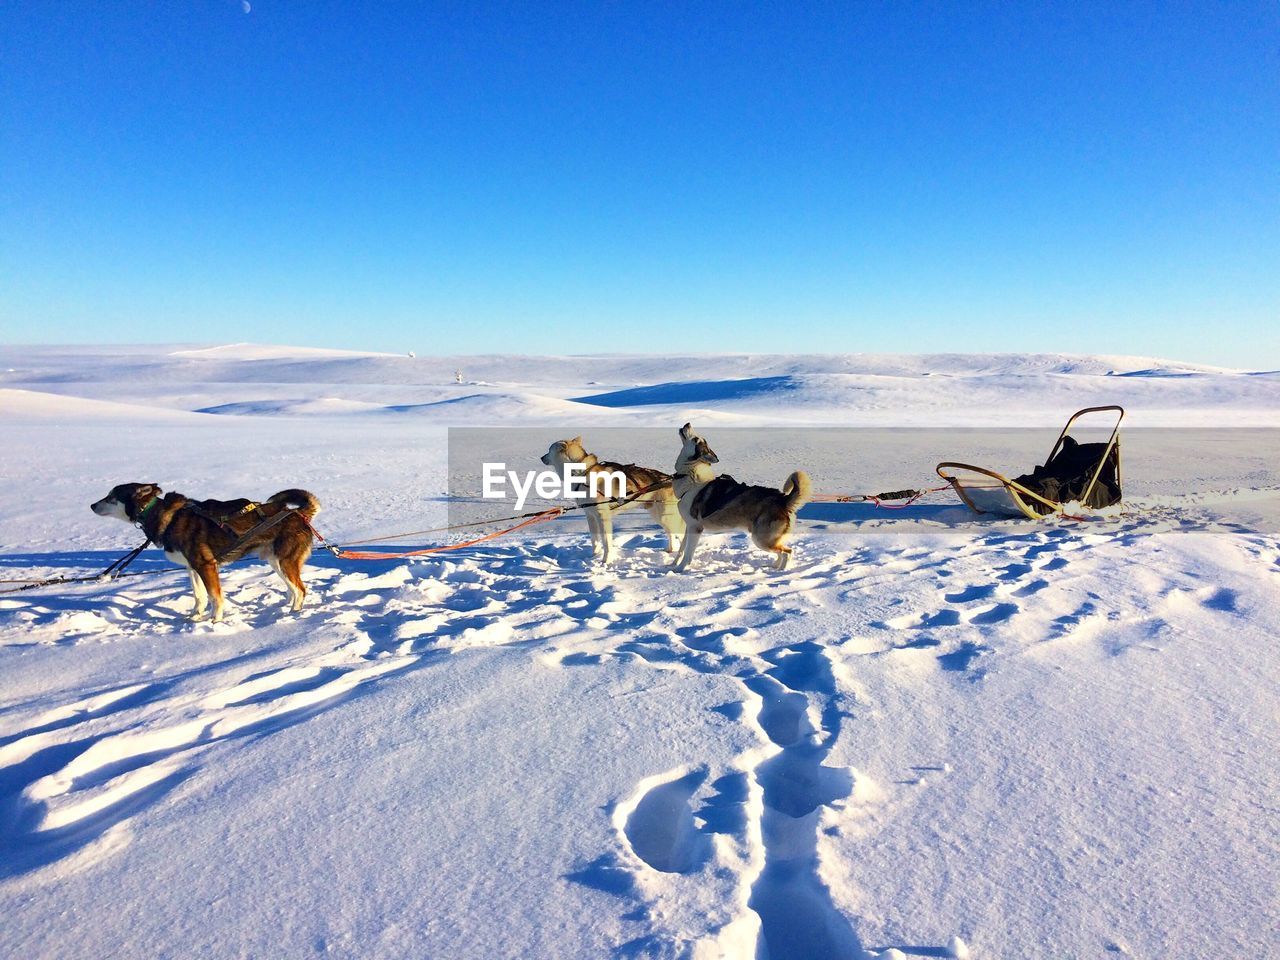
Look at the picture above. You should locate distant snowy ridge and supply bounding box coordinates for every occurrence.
[170,343,401,361]
[1,346,1276,426]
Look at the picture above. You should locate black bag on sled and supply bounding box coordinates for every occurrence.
[1011,435,1122,515]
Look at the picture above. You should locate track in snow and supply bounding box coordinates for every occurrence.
[1,511,1275,956]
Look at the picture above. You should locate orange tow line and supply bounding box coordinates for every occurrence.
[301,508,568,561]
[298,481,957,564]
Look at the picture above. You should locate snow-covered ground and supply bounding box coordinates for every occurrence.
[1,345,1277,959]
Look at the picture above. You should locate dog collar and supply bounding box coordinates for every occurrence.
[137,496,160,522]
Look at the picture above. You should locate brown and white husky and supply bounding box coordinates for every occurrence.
[541,436,684,564]
[91,483,320,622]
[671,423,811,571]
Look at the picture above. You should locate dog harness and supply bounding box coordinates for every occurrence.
[690,475,752,518]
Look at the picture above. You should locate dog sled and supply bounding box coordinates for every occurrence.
[936,405,1123,519]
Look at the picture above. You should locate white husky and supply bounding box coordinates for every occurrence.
[541,436,684,564]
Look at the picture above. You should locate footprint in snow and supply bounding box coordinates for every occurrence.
[618,767,712,875]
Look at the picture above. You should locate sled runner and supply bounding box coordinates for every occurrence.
[936,405,1124,519]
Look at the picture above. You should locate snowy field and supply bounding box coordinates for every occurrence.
[1,345,1278,960]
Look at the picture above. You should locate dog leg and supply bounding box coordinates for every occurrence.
[195,562,224,623]
[598,509,615,565]
[668,510,685,555]
[654,503,683,554]
[267,537,311,613]
[281,557,307,612]
[266,555,300,611]
[188,569,209,619]
[675,525,701,571]
[754,521,793,571]
[584,507,603,557]
[266,555,286,608]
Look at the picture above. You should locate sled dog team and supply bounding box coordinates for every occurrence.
[91,424,811,622]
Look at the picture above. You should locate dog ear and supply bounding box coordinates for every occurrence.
[679,423,692,440]
[572,435,582,444]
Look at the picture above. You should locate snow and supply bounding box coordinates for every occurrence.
[4,343,1277,426]
[1,344,1278,959]
[171,342,401,360]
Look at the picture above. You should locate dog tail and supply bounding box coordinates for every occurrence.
[268,489,321,517]
[783,470,811,512]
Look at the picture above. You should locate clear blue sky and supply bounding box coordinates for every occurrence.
[1,2,1277,365]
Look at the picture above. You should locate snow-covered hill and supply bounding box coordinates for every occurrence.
[3,344,1276,426]
[0,345,1277,960]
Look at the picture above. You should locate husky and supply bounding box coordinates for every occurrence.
[91,483,321,622]
[541,436,684,564]
[671,423,811,571]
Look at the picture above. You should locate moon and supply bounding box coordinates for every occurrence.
[241,1,251,12]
